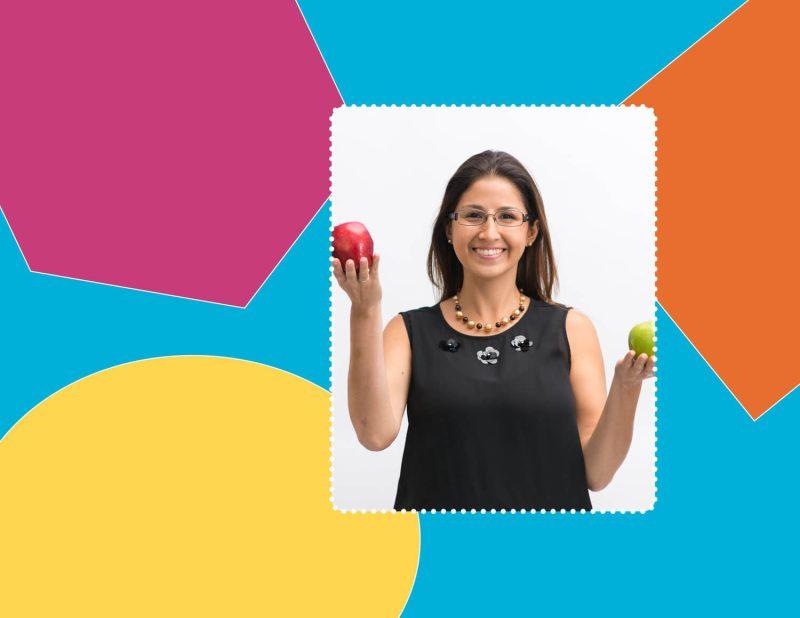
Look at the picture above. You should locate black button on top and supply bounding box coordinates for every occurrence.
[439,338,460,352]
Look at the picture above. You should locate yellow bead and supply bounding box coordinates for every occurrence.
[502,317,509,325]
[484,324,493,332]
[513,309,520,317]
[467,320,476,329]
[456,311,463,319]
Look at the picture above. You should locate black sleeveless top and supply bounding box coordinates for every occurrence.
[394,300,592,511]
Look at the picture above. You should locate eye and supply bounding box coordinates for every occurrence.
[463,210,483,220]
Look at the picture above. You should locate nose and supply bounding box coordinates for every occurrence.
[478,215,502,237]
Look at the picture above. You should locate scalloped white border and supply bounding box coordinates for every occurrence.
[328,104,658,515]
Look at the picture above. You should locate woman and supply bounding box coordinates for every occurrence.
[332,150,655,511]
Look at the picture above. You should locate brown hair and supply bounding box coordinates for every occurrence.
[427,150,562,305]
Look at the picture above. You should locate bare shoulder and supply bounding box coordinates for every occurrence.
[565,308,600,347]
[566,308,595,331]
[384,314,411,350]
[384,313,407,336]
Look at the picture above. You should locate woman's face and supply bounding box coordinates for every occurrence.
[446,175,539,280]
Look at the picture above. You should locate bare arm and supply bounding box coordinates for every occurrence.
[333,255,411,451]
[566,309,655,491]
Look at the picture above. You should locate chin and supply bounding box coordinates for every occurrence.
[465,264,515,280]
[458,250,521,275]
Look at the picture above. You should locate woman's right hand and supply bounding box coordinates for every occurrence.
[332,254,382,314]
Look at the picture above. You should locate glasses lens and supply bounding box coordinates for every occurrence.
[456,208,526,226]
[496,208,525,226]
[459,208,486,225]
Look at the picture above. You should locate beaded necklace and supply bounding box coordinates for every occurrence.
[453,289,527,333]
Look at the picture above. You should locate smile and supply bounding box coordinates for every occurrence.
[472,248,506,259]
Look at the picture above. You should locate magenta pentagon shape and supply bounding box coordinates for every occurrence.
[0,1,341,306]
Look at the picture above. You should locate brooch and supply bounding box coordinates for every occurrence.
[477,346,500,365]
[510,335,533,352]
[439,338,460,353]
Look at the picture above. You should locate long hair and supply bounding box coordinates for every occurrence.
[427,150,561,304]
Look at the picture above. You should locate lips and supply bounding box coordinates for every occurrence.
[472,247,506,259]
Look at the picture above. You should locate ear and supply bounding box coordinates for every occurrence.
[527,220,540,246]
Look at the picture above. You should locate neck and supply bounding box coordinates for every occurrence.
[456,272,522,322]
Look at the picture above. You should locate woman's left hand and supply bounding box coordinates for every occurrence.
[614,351,656,388]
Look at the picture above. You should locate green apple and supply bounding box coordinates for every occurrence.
[628,321,655,357]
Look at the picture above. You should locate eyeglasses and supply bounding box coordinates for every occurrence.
[448,207,530,227]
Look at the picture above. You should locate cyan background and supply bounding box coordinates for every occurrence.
[5,1,796,614]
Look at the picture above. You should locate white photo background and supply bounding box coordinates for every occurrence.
[330,105,657,512]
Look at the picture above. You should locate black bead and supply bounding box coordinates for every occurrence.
[476,323,482,329]
[519,305,525,312]
[455,304,461,311]
[462,316,469,323]
[510,314,516,320]
[439,338,460,352]
[495,322,501,328]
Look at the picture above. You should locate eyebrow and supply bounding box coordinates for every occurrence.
[462,204,520,210]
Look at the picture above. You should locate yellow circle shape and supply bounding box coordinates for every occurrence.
[0,356,419,616]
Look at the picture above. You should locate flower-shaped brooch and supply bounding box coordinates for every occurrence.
[510,335,533,352]
[477,346,500,365]
[439,338,461,353]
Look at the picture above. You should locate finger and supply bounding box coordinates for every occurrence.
[358,257,370,282]
[371,253,380,279]
[634,353,648,373]
[623,350,636,367]
[332,258,346,284]
[345,259,356,282]
[645,355,656,374]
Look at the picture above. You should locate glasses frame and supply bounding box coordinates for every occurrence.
[448,207,531,228]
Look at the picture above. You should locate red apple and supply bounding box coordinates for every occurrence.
[332,222,374,273]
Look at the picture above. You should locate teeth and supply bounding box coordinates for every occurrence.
[475,248,503,256]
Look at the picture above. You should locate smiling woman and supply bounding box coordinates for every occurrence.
[332,149,655,511]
